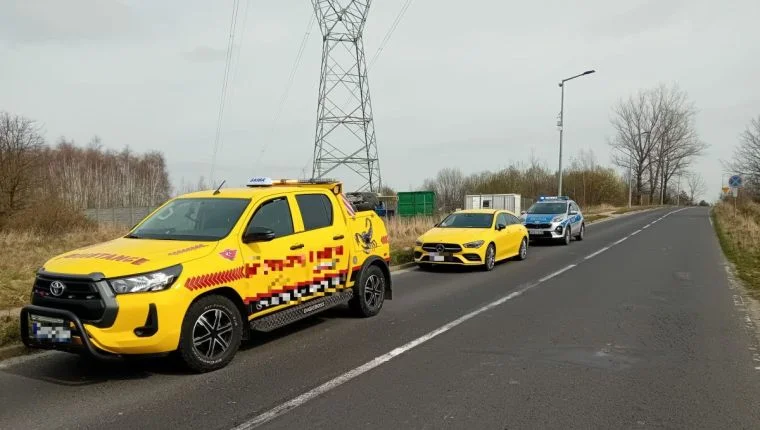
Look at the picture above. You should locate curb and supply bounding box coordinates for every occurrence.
[0,343,31,362]
[390,262,416,272]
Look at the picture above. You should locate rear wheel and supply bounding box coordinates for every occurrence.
[178,295,243,373]
[482,243,496,271]
[349,264,386,317]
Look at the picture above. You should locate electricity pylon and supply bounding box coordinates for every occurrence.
[311,0,382,192]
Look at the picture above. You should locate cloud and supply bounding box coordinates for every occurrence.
[182,45,228,63]
[0,0,138,45]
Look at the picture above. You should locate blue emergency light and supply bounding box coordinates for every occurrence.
[538,196,569,201]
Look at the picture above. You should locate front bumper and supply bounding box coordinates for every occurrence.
[524,222,567,239]
[21,291,184,357]
[413,245,485,265]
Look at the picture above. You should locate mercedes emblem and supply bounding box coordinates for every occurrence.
[49,280,66,297]
[435,244,445,253]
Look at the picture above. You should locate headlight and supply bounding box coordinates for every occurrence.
[552,215,565,223]
[415,238,423,246]
[463,240,484,248]
[109,265,182,294]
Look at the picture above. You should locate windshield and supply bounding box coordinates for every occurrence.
[128,198,250,241]
[438,212,494,228]
[527,202,567,214]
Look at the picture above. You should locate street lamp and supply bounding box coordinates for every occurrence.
[557,69,596,196]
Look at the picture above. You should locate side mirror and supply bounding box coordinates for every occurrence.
[242,227,276,243]
[496,223,506,231]
[520,211,526,216]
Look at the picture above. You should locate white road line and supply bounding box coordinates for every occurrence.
[230,279,546,430]
[537,264,576,283]
[642,224,651,229]
[630,229,642,236]
[709,217,714,227]
[584,247,609,260]
[613,237,628,245]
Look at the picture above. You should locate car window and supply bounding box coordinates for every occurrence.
[497,213,508,227]
[507,214,521,224]
[129,198,250,241]
[295,193,333,230]
[246,197,294,239]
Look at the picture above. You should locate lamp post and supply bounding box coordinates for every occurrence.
[557,69,596,196]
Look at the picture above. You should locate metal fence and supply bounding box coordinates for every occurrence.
[84,207,156,227]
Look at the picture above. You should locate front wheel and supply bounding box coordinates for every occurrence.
[482,243,496,271]
[561,226,571,246]
[576,223,585,241]
[515,238,528,260]
[349,264,386,317]
[178,295,243,373]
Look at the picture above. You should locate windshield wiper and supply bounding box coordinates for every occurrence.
[124,234,142,239]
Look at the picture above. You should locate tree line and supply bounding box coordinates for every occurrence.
[0,111,171,229]
[727,115,760,200]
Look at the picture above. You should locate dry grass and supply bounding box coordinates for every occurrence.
[0,314,19,346]
[611,205,661,215]
[713,201,760,295]
[584,204,619,215]
[584,214,610,223]
[384,216,443,265]
[0,225,127,311]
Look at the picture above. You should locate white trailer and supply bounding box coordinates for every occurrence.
[464,193,521,214]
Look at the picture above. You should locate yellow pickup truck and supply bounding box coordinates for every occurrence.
[20,178,392,372]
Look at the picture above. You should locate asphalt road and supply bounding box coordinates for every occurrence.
[2,207,759,429]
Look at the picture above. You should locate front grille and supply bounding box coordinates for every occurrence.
[31,275,106,322]
[421,243,463,253]
[525,223,552,229]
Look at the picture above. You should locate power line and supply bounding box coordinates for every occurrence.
[368,0,414,70]
[252,11,316,173]
[210,0,242,186]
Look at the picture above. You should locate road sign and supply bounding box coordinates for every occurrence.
[728,175,743,188]
[731,187,738,197]
[722,186,729,194]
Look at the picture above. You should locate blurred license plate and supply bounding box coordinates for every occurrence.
[529,229,544,235]
[29,314,71,343]
[428,253,445,262]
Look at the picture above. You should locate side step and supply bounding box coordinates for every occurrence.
[249,289,354,332]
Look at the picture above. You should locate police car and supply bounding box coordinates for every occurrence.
[519,196,584,245]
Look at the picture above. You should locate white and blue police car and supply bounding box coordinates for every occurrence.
[519,196,584,245]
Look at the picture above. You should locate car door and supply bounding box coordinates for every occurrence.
[569,202,581,230]
[494,212,511,259]
[506,213,525,251]
[239,193,306,318]
[292,192,350,297]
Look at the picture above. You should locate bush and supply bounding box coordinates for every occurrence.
[1,197,94,234]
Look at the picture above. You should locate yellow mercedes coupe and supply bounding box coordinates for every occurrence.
[413,209,529,271]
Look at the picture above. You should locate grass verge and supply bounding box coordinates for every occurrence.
[585,214,610,223]
[0,314,19,347]
[712,201,760,297]
[611,205,661,215]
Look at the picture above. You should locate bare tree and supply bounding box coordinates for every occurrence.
[422,168,467,213]
[609,83,707,204]
[686,172,706,204]
[729,115,760,195]
[0,112,45,215]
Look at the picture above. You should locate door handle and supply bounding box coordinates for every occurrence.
[290,243,304,250]
[333,235,344,240]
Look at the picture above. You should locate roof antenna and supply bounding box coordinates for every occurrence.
[213,179,226,195]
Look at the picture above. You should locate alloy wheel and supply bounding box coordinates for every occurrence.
[364,274,384,310]
[192,309,234,360]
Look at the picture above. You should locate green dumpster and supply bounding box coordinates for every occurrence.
[397,191,435,217]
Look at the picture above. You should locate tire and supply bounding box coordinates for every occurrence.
[349,264,387,317]
[482,243,496,271]
[561,226,571,246]
[177,295,243,373]
[576,223,585,241]
[515,238,528,261]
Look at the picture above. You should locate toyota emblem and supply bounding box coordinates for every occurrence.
[435,244,445,253]
[50,280,66,297]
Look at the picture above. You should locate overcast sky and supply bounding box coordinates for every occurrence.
[2,0,759,201]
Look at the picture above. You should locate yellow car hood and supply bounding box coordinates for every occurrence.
[420,227,490,244]
[42,238,219,278]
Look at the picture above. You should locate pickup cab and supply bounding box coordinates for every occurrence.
[20,177,392,372]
